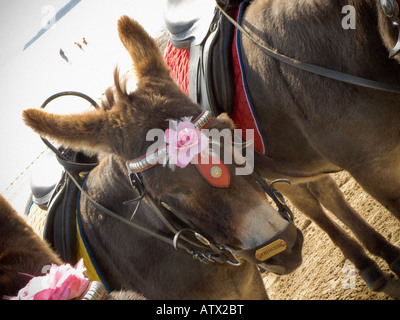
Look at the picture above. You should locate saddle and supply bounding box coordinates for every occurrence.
[28,148,98,264]
[164,0,241,116]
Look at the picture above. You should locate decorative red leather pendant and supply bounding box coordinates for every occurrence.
[194,153,230,188]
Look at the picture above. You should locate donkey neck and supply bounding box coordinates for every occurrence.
[83,154,135,209]
[81,153,176,238]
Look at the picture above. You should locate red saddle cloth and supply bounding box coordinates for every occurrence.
[164,41,190,95]
[163,3,266,154]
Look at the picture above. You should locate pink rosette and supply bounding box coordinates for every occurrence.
[164,121,208,168]
[9,259,89,300]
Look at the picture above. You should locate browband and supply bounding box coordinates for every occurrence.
[126,110,231,188]
[127,111,214,173]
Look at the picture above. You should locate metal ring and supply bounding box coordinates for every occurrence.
[39,91,100,161]
[381,0,400,22]
[81,281,107,300]
[172,228,198,251]
[40,91,99,110]
[218,246,243,267]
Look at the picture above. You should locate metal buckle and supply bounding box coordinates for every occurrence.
[269,179,294,221]
[381,0,400,23]
[190,249,216,264]
[123,173,146,205]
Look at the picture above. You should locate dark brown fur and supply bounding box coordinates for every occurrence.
[22,16,306,299]
[0,195,61,297]
[0,195,146,300]
[238,0,400,290]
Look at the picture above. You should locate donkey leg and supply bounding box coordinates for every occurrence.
[306,175,400,278]
[348,161,400,221]
[277,182,387,291]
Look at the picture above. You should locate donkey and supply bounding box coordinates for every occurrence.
[22,16,303,299]
[0,195,145,299]
[230,0,400,290]
[0,194,62,298]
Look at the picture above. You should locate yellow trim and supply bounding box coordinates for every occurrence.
[75,218,102,283]
[27,203,48,238]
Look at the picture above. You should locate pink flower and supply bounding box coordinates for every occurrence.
[9,259,89,300]
[164,121,208,168]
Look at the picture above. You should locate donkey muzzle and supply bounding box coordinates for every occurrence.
[228,220,300,266]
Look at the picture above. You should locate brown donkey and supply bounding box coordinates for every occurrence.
[22,16,303,299]
[0,194,61,298]
[233,0,400,290]
[0,195,145,299]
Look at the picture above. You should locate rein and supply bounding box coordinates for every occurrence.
[216,1,400,95]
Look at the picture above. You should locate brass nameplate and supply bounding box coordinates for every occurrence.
[255,239,287,261]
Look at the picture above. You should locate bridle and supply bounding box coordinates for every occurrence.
[123,109,296,266]
[216,0,400,94]
[124,109,296,265]
[39,92,296,268]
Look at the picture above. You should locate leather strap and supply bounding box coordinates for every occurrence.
[216,1,400,94]
[194,153,231,187]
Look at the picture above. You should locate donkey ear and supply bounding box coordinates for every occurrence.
[23,108,113,155]
[117,15,170,79]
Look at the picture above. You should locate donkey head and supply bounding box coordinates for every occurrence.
[23,16,303,274]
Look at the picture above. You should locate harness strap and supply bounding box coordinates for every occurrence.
[66,170,188,251]
[65,169,235,265]
[216,0,400,95]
